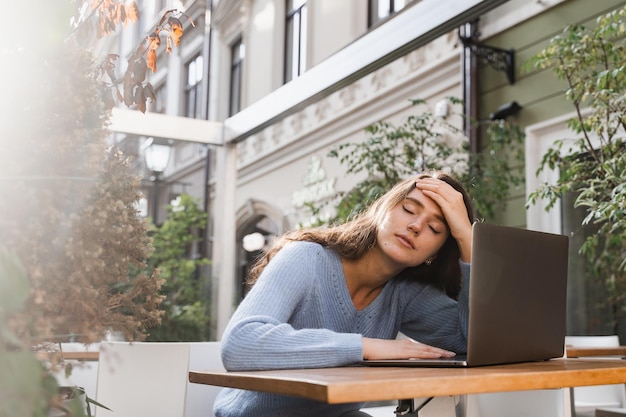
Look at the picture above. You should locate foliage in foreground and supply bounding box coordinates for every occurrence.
[0,45,163,348]
[0,1,185,415]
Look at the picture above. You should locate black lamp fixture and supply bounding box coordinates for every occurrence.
[489,101,522,120]
[458,23,515,85]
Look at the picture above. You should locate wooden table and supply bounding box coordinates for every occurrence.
[566,346,626,358]
[189,359,626,416]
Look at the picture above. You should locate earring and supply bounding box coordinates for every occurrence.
[425,258,433,266]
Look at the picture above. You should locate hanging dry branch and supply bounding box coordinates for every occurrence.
[88,3,194,112]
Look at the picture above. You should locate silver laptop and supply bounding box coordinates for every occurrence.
[362,222,569,367]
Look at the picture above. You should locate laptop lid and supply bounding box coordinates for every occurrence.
[465,222,568,366]
[361,223,569,367]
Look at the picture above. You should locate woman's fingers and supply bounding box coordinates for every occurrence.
[415,178,473,262]
[363,337,456,360]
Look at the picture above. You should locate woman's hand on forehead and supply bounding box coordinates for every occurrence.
[415,178,473,261]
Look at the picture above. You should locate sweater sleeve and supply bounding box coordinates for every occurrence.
[219,242,363,371]
[399,261,470,353]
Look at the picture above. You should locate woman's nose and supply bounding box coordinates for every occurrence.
[407,218,423,234]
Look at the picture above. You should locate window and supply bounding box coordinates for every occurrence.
[229,38,244,116]
[369,0,406,27]
[184,54,203,119]
[284,0,307,83]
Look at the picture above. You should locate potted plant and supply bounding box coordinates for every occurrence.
[49,387,111,417]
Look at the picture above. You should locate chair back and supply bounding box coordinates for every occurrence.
[185,342,224,417]
[95,341,223,417]
[565,335,626,416]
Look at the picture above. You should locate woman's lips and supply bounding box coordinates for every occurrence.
[395,234,415,249]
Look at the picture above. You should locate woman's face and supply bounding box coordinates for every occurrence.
[376,186,450,268]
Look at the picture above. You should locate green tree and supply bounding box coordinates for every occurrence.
[147,194,211,342]
[528,5,626,330]
[316,98,524,225]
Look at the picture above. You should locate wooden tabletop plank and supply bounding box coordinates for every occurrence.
[189,359,626,404]
[566,346,626,358]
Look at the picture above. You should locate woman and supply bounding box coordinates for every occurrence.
[214,171,476,417]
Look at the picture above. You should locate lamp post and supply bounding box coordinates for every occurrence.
[144,142,172,224]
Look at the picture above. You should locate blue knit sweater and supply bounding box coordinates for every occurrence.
[214,241,470,417]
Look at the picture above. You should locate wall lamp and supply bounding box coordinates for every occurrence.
[242,232,266,252]
[458,25,515,85]
[144,138,172,224]
[489,101,522,120]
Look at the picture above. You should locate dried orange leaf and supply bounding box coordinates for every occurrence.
[168,16,182,30]
[168,17,183,46]
[147,49,157,73]
[125,1,140,23]
[148,32,160,50]
[117,3,127,25]
[114,4,121,24]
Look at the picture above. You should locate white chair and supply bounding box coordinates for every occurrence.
[565,336,626,417]
[95,341,223,417]
[184,342,225,417]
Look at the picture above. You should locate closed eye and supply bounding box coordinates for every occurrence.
[429,225,443,235]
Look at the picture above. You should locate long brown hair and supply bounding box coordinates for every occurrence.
[246,171,475,298]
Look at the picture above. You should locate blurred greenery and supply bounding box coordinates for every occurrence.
[146,194,211,342]
[308,97,525,226]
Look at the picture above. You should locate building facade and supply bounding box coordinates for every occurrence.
[113,0,626,340]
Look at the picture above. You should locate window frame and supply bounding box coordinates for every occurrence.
[184,54,204,119]
[229,38,244,116]
[284,0,307,84]
[368,0,406,28]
